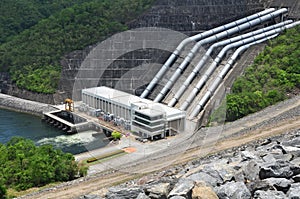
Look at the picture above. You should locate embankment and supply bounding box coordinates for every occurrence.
[0,93,57,116]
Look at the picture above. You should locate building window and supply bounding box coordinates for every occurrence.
[132,121,164,132]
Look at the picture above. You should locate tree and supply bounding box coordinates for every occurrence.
[111,131,122,140]
[0,137,82,192]
[0,178,7,199]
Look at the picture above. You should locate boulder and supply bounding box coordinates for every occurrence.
[105,187,143,199]
[145,183,170,199]
[243,160,260,181]
[202,162,236,183]
[287,183,300,199]
[241,151,257,161]
[247,180,274,195]
[273,154,294,162]
[234,169,245,182]
[291,157,300,166]
[169,196,186,199]
[259,161,293,179]
[187,172,220,187]
[78,195,102,199]
[168,179,195,199]
[262,154,276,163]
[282,137,300,147]
[253,190,287,199]
[290,165,300,176]
[136,192,150,199]
[192,182,218,199]
[292,174,300,182]
[263,178,291,193]
[256,143,284,156]
[217,181,251,199]
[202,166,223,184]
[282,146,300,158]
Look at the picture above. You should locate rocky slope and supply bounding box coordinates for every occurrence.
[81,127,300,199]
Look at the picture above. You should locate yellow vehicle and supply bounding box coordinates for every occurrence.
[65,98,74,112]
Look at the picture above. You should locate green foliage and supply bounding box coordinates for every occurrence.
[0,0,155,93]
[0,0,87,44]
[111,131,122,140]
[10,65,60,94]
[0,137,81,191]
[0,178,6,199]
[209,99,227,125]
[224,26,300,122]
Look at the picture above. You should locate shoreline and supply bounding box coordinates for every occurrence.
[0,93,58,117]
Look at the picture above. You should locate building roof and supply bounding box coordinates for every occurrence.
[82,86,185,119]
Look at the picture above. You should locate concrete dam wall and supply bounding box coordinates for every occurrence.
[59,0,272,102]
[2,0,298,104]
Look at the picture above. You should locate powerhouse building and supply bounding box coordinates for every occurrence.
[82,87,186,139]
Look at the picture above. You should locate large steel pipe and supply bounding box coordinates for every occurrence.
[181,21,300,111]
[168,20,293,107]
[140,8,276,99]
[188,35,279,119]
[154,8,288,103]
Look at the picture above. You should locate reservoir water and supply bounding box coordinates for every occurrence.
[0,108,109,154]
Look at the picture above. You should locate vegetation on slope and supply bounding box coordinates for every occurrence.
[213,26,300,122]
[0,137,86,197]
[0,0,155,93]
[0,0,88,44]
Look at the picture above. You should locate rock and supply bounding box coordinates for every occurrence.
[287,183,300,199]
[263,178,291,193]
[273,154,294,162]
[292,174,300,182]
[215,166,236,183]
[253,190,287,199]
[291,165,300,176]
[78,195,102,199]
[282,137,300,147]
[241,151,257,161]
[136,192,150,199]
[262,154,276,163]
[202,166,223,184]
[243,160,260,181]
[259,161,293,179]
[234,169,245,182]
[192,182,218,199]
[105,187,143,199]
[272,144,287,154]
[283,146,300,157]
[168,179,195,199]
[145,183,170,199]
[216,181,251,199]
[169,196,186,199]
[291,157,300,166]
[247,180,274,195]
[187,172,220,187]
[259,138,272,146]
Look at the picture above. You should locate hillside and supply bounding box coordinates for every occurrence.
[223,26,300,122]
[0,0,88,44]
[0,0,155,93]
[0,0,299,122]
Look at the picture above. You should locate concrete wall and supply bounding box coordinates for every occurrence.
[2,0,299,104]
